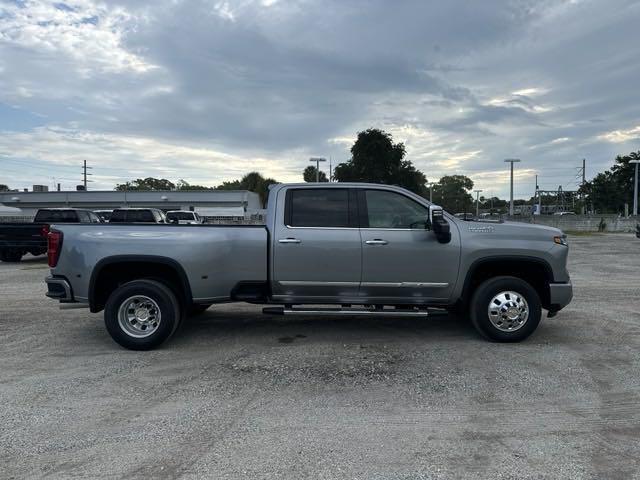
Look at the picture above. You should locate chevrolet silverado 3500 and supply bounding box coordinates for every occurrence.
[45,183,572,350]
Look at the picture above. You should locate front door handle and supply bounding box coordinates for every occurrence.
[365,239,388,245]
[279,238,302,244]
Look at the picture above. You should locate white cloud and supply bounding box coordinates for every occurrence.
[0,126,303,190]
[598,125,640,143]
[0,0,639,198]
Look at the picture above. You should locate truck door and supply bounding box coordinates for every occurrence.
[271,187,361,301]
[358,188,459,303]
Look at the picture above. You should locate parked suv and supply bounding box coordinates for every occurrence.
[166,210,203,224]
[109,208,168,223]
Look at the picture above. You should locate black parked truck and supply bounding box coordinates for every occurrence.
[0,208,102,262]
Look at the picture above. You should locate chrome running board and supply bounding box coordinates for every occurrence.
[262,306,432,317]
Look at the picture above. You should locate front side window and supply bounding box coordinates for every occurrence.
[364,189,428,229]
[287,189,350,228]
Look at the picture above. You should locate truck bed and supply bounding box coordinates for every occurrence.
[52,223,268,303]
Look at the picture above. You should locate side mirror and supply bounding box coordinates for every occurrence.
[428,205,451,244]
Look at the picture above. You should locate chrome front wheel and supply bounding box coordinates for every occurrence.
[487,291,529,332]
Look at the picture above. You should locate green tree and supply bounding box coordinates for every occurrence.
[303,165,328,182]
[0,184,9,192]
[176,179,214,191]
[333,128,427,195]
[115,177,176,191]
[431,175,474,213]
[217,172,277,207]
[580,151,640,213]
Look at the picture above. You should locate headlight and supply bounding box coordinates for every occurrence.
[553,235,568,246]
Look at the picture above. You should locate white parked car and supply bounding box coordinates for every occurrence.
[553,211,577,216]
[166,210,203,224]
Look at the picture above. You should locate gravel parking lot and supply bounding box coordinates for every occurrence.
[1,233,639,479]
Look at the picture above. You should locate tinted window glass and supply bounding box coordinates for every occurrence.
[34,210,79,222]
[365,190,428,229]
[129,210,155,222]
[77,211,90,222]
[109,210,127,222]
[167,212,195,221]
[109,210,156,222]
[288,189,349,227]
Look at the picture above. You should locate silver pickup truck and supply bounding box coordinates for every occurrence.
[45,183,572,350]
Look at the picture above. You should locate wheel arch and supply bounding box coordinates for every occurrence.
[460,256,554,310]
[89,255,193,313]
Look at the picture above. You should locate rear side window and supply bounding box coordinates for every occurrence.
[167,212,195,221]
[34,210,79,222]
[77,211,91,223]
[286,189,350,228]
[129,210,155,222]
[109,210,127,222]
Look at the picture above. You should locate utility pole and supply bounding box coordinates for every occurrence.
[82,160,93,190]
[427,182,435,203]
[630,159,640,216]
[474,189,483,218]
[309,157,326,182]
[504,159,521,216]
[329,156,333,182]
[581,158,586,214]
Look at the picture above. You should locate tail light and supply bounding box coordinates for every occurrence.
[40,224,50,237]
[48,230,63,267]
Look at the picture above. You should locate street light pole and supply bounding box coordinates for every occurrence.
[630,159,640,216]
[504,159,521,216]
[427,182,435,203]
[309,157,327,182]
[474,190,483,218]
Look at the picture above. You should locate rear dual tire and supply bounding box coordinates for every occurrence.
[104,279,181,351]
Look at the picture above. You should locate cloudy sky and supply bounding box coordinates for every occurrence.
[1,0,639,197]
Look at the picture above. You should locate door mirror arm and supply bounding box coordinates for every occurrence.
[428,205,451,244]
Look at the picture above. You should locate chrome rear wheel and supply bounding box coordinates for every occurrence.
[117,295,162,338]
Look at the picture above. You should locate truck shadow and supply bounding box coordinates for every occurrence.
[174,309,479,346]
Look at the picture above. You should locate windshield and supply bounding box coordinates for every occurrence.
[34,210,79,222]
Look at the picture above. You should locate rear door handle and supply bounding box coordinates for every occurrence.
[365,239,388,245]
[279,238,302,244]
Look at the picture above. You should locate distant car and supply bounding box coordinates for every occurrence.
[166,210,203,225]
[478,213,502,222]
[109,208,168,224]
[553,211,577,216]
[454,213,475,221]
[94,210,113,222]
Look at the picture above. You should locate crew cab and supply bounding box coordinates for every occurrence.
[0,208,101,262]
[45,183,573,350]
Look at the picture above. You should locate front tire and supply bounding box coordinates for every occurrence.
[104,279,181,350]
[470,276,542,342]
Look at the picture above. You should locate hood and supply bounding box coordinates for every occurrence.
[456,218,563,242]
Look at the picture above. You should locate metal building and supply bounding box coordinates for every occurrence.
[0,190,262,220]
